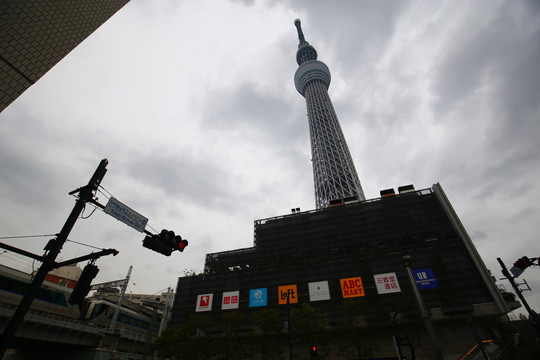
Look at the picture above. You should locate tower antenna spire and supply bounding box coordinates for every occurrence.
[294,18,306,45]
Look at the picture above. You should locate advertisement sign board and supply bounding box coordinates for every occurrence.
[196,294,213,312]
[413,268,439,289]
[222,291,240,310]
[278,284,298,305]
[249,288,267,307]
[340,277,365,298]
[373,272,401,294]
[308,281,331,302]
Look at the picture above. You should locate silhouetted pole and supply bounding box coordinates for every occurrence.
[497,257,540,335]
[287,294,293,360]
[403,255,444,360]
[0,159,108,358]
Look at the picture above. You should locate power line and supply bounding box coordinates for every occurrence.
[0,252,34,267]
[66,239,105,251]
[98,185,113,199]
[0,234,57,240]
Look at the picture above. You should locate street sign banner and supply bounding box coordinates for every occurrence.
[104,197,148,232]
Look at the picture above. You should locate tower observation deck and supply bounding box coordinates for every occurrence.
[294,19,365,209]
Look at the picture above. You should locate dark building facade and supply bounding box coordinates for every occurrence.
[171,184,513,357]
[0,0,130,113]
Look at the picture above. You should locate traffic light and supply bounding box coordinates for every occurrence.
[69,263,99,305]
[514,256,533,269]
[142,230,188,256]
[160,229,188,253]
[310,345,318,358]
[143,234,173,256]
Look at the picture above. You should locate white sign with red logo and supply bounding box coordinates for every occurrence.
[373,272,401,294]
[221,291,240,310]
[196,293,213,312]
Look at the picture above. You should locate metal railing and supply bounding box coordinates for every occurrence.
[0,303,106,334]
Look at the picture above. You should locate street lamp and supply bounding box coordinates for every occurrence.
[403,255,444,360]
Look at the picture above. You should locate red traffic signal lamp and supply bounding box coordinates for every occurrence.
[160,229,188,252]
[310,345,318,357]
[177,237,188,252]
[513,256,533,269]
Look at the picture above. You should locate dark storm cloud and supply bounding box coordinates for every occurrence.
[430,1,540,200]
[122,151,234,211]
[431,2,540,119]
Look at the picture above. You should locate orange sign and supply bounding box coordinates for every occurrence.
[340,277,365,298]
[278,284,298,305]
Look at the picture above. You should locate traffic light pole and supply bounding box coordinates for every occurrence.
[0,159,109,358]
[497,257,540,335]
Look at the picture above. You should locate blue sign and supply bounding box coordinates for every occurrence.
[249,288,267,307]
[104,197,148,232]
[413,268,439,289]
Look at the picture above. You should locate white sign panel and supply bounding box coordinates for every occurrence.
[222,291,240,310]
[104,197,148,232]
[308,281,331,302]
[196,294,213,312]
[374,272,401,294]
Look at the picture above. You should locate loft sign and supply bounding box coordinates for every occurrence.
[104,197,148,232]
[278,285,298,304]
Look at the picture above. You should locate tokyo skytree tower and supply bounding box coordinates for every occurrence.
[294,19,366,209]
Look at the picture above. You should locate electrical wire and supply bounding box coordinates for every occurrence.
[98,185,113,199]
[0,234,57,240]
[80,203,97,219]
[66,238,105,251]
[0,252,34,267]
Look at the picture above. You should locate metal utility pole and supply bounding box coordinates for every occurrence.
[158,287,174,336]
[497,257,540,335]
[0,159,109,358]
[403,255,445,360]
[109,265,132,335]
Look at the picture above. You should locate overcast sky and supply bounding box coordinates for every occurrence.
[1,0,539,312]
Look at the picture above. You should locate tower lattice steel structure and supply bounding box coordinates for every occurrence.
[294,19,365,209]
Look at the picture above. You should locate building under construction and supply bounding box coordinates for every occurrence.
[169,20,522,358]
[170,184,518,357]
